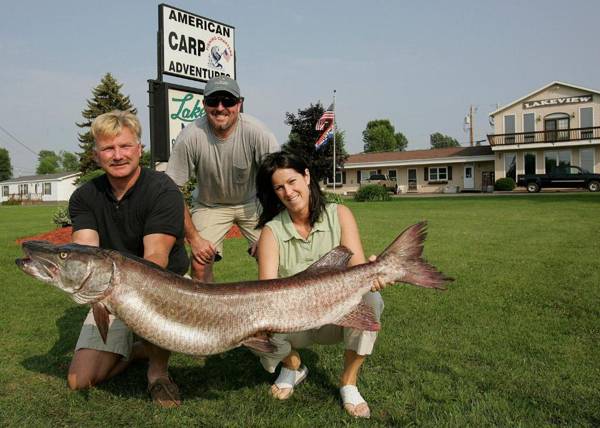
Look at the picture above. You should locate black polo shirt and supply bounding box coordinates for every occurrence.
[69,167,189,275]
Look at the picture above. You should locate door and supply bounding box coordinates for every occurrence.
[464,165,474,189]
[408,168,417,191]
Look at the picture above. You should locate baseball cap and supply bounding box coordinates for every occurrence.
[204,76,240,98]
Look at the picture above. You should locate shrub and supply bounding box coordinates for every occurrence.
[53,206,72,227]
[2,197,21,206]
[181,176,197,209]
[77,169,105,185]
[494,177,516,191]
[354,184,391,202]
[324,191,344,204]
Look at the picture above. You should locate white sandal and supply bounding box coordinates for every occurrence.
[270,365,308,400]
[340,385,371,419]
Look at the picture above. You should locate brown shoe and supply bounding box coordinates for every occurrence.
[148,377,181,408]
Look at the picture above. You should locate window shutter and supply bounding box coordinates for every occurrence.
[424,168,429,181]
[448,166,452,180]
[342,171,346,184]
[356,171,361,183]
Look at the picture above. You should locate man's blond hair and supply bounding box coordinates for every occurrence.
[91,110,141,145]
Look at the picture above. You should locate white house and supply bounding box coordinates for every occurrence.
[1,172,80,203]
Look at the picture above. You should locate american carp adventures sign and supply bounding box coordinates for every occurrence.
[159,4,236,82]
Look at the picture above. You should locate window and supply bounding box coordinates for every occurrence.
[360,171,370,181]
[18,184,28,195]
[545,150,571,173]
[388,170,397,181]
[2,186,8,197]
[504,115,515,144]
[504,153,516,180]
[523,113,535,143]
[580,107,593,139]
[428,167,448,182]
[580,148,594,173]
[558,150,571,169]
[326,171,343,185]
[44,183,52,195]
[545,113,570,142]
[525,152,536,175]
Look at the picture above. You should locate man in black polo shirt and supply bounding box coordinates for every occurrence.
[67,110,189,408]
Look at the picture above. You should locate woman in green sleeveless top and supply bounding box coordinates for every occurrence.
[254,151,387,419]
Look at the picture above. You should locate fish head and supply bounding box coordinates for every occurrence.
[16,241,115,303]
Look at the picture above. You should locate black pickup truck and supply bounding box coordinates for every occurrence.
[517,165,600,192]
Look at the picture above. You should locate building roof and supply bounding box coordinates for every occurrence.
[489,81,600,117]
[346,145,493,166]
[0,172,80,185]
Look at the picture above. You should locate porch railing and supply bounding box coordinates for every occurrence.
[487,126,600,146]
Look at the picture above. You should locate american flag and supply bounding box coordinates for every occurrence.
[315,125,334,150]
[315,104,335,131]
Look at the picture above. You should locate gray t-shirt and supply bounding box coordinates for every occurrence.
[166,113,279,207]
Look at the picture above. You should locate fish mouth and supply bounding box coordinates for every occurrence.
[15,246,59,282]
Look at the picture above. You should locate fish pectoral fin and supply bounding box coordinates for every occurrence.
[242,335,276,353]
[92,302,110,344]
[333,303,380,332]
[295,246,353,277]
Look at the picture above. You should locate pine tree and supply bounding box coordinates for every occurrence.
[76,73,136,177]
[0,148,12,181]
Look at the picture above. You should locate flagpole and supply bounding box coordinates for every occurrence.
[332,89,336,192]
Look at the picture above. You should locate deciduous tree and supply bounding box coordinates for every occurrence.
[59,151,79,172]
[283,102,347,183]
[362,120,407,152]
[36,150,60,174]
[430,132,460,149]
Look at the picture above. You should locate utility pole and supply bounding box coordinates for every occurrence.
[469,105,474,147]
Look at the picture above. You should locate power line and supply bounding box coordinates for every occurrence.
[0,123,39,156]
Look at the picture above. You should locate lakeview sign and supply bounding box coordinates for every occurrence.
[523,94,593,109]
[168,87,205,152]
[148,80,205,162]
[159,4,235,82]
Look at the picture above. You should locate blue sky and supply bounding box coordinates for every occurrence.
[1,0,599,175]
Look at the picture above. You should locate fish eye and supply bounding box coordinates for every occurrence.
[59,252,68,259]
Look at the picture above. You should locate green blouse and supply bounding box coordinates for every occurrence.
[265,203,341,277]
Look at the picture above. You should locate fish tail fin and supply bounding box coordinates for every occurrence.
[378,221,452,289]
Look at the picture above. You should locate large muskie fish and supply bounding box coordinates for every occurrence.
[16,222,451,356]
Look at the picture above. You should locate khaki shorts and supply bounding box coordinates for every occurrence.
[191,200,262,254]
[75,308,133,360]
[254,291,385,373]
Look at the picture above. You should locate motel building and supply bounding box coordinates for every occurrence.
[487,81,600,181]
[331,145,496,194]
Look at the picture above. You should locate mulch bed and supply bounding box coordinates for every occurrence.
[16,225,242,245]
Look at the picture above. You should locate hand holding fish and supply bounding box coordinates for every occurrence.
[367,255,389,292]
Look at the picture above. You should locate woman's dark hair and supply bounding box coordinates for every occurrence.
[256,151,326,228]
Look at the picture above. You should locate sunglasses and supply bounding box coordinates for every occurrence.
[204,95,240,108]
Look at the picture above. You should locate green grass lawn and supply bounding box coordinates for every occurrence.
[1,194,600,427]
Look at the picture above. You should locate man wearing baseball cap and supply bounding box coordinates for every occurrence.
[166,76,279,281]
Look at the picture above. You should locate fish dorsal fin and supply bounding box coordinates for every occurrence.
[333,303,380,332]
[92,302,110,344]
[295,245,353,277]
